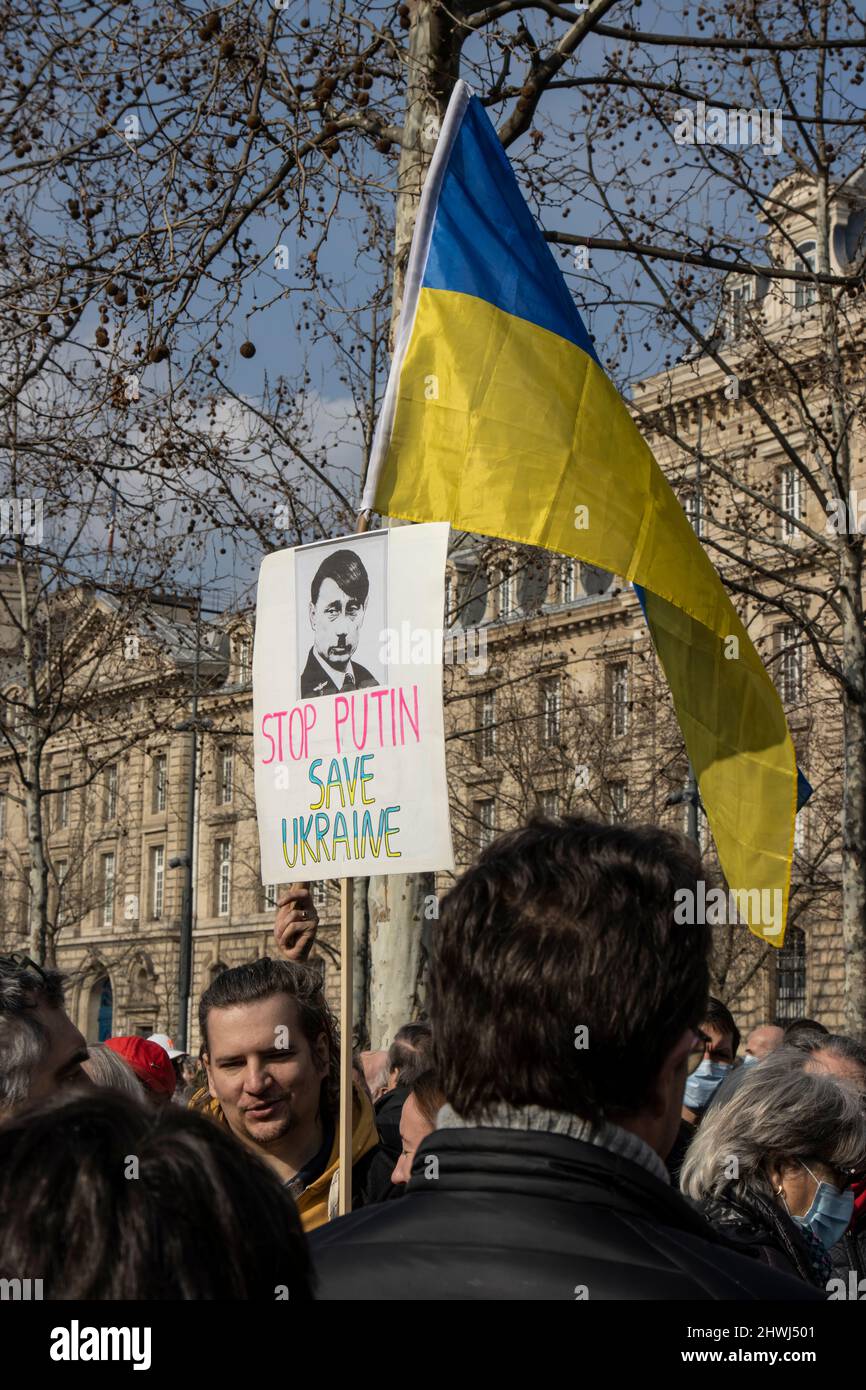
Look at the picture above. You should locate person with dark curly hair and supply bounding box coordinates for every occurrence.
[0,1091,313,1300]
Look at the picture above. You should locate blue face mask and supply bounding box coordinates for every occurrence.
[742,1054,760,1066]
[683,1057,731,1112]
[790,1161,854,1251]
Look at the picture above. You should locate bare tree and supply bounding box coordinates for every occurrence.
[4,0,866,1025]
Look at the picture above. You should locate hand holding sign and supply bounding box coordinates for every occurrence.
[273,884,319,960]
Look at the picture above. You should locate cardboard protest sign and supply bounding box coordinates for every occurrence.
[253,523,454,882]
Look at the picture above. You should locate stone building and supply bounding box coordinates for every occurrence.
[0,585,340,1050]
[1,172,862,1042]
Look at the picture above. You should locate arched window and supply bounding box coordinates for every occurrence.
[580,563,614,598]
[87,973,113,1043]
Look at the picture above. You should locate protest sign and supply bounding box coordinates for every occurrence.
[253,522,454,883]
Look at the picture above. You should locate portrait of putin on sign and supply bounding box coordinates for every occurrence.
[300,548,380,700]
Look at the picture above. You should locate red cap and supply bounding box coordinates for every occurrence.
[105,1036,176,1097]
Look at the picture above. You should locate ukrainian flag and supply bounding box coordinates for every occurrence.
[362,80,801,944]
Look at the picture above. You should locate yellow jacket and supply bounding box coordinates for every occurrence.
[188,1083,380,1234]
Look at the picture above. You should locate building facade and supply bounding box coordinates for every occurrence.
[1,175,862,1042]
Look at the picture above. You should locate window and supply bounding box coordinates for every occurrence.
[539,789,560,817]
[264,883,278,911]
[10,691,25,734]
[101,852,115,927]
[607,781,629,823]
[581,563,614,599]
[793,243,816,311]
[150,845,165,920]
[312,879,328,908]
[725,280,753,341]
[219,746,233,805]
[89,974,113,1043]
[608,662,629,737]
[476,799,496,850]
[540,677,562,746]
[152,755,167,814]
[498,568,516,619]
[780,466,803,540]
[104,765,118,822]
[54,858,68,924]
[683,489,704,538]
[216,839,231,917]
[559,558,577,604]
[794,809,806,857]
[779,624,804,704]
[57,773,71,829]
[478,691,496,759]
[237,635,252,684]
[775,926,807,1022]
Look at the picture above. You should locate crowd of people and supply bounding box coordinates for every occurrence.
[1,814,865,1300]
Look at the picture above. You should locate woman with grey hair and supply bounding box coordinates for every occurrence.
[681,1047,866,1288]
[81,1043,145,1100]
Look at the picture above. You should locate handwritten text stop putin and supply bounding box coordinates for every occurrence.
[260,685,421,868]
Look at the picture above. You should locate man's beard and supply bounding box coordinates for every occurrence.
[235,1097,297,1146]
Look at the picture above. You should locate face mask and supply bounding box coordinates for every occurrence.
[742,1054,760,1066]
[683,1057,730,1112]
[790,1161,854,1251]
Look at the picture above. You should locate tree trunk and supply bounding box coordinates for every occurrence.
[17,558,50,964]
[815,171,866,1033]
[389,0,464,338]
[362,1,462,1037]
[351,876,371,1046]
[839,549,866,1034]
[366,871,430,1048]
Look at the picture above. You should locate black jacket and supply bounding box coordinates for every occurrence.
[374,1085,410,1162]
[698,1185,828,1289]
[352,1143,395,1209]
[310,1126,822,1300]
[665,1117,697,1184]
[830,1214,866,1286]
[300,648,378,699]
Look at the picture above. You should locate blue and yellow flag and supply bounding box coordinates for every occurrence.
[362,80,801,944]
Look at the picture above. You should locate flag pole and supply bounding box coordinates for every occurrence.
[337,507,371,1216]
